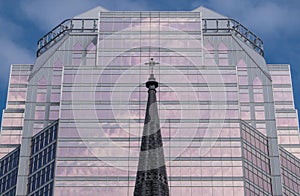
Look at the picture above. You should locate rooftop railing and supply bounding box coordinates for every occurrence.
[202,18,264,56]
[36,18,264,57]
[36,19,98,56]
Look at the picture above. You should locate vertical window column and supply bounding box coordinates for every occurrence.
[237,59,251,122]
[253,77,266,135]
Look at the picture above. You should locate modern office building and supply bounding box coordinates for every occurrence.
[1,5,300,196]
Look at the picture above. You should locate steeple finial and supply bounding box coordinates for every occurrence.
[145,58,159,75]
[145,58,159,89]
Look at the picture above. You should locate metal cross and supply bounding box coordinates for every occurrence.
[145,58,159,75]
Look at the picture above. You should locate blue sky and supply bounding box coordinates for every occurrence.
[0,0,300,126]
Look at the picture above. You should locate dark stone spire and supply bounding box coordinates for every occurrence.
[134,59,169,196]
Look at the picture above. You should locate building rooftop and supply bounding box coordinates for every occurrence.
[36,6,264,57]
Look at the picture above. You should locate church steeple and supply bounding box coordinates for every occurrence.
[134,59,169,196]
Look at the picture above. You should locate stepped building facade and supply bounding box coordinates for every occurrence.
[1,6,300,196]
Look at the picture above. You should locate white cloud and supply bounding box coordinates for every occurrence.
[0,17,24,38]
[20,0,98,31]
[0,37,34,80]
[0,18,34,84]
[244,2,300,37]
[20,0,149,31]
[193,0,300,37]
[0,38,33,65]
[0,36,33,119]
[99,0,148,11]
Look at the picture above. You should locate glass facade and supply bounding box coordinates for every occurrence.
[53,11,247,195]
[241,121,272,195]
[279,147,300,195]
[0,6,299,195]
[268,64,300,158]
[0,64,32,158]
[27,120,58,195]
[0,145,20,195]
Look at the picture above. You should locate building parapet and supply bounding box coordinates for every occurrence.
[37,17,264,58]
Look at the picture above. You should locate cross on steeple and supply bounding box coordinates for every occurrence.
[145,58,159,75]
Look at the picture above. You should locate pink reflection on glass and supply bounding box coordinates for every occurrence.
[8,92,26,101]
[50,93,60,102]
[226,110,238,118]
[36,93,46,102]
[0,136,21,144]
[271,75,291,84]
[277,117,298,127]
[234,187,244,195]
[64,147,91,157]
[219,128,232,137]
[237,59,246,69]
[63,74,74,83]
[54,59,63,69]
[223,187,234,196]
[290,135,300,144]
[255,111,265,120]
[2,117,23,126]
[61,110,74,119]
[58,127,80,137]
[49,110,59,120]
[37,76,48,86]
[218,42,229,66]
[241,111,251,119]
[205,42,214,51]
[96,109,113,119]
[73,42,83,50]
[102,127,130,138]
[219,58,228,66]
[10,75,19,84]
[86,42,96,65]
[232,148,242,157]
[253,76,262,87]
[34,111,45,120]
[274,91,293,102]
[52,75,62,85]
[212,187,223,195]
[226,91,237,101]
[10,75,28,84]
[240,93,249,102]
[222,166,233,177]
[95,91,111,100]
[72,42,83,66]
[100,22,113,31]
[254,94,264,102]
[61,92,71,101]
[115,22,130,31]
[87,42,96,51]
[86,58,95,65]
[238,76,248,85]
[222,75,236,83]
